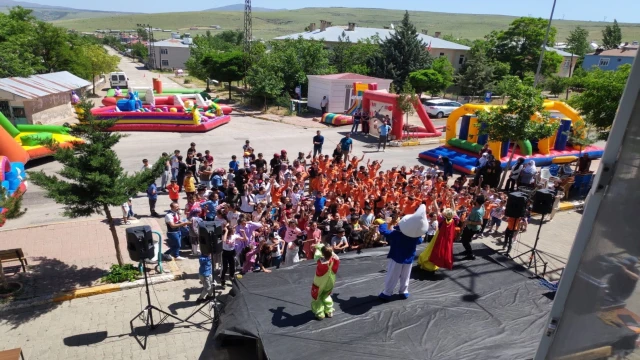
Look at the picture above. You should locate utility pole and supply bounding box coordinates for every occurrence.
[137,23,156,69]
[243,0,252,88]
[534,0,557,87]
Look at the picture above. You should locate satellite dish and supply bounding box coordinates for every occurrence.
[390,23,395,30]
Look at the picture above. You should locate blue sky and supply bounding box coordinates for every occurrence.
[49,0,639,22]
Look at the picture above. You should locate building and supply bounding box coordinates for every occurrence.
[274,22,470,70]
[307,73,392,114]
[0,71,90,125]
[582,45,637,71]
[152,33,193,70]
[545,47,577,77]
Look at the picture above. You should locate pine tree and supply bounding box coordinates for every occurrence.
[28,99,167,266]
[371,11,431,85]
[602,19,623,50]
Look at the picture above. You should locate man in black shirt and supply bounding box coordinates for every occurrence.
[313,130,324,157]
[270,153,281,175]
[254,153,267,172]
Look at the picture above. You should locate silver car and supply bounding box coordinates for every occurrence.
[422,99,462,119]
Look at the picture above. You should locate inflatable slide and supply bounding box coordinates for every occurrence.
[0,155,26,227]
[419,101,604,174]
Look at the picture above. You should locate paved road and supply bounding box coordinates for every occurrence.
[104,47,183,90]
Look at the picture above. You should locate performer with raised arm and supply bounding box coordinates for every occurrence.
[378,205,430,301]
[418,191,460,272]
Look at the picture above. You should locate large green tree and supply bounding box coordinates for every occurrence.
[476,80,559,187]
[566,26,590,59]
[568,64,631,139]
[246,55,285,111]
[81,44,120,95]
[330,32,379,75]
[409,69,444,97]
[456,43,495,97]
[267,37,331,95]
[202,51,245,99]
[185,30,242,80]
[486,17,563,78]
[370,11,431,85]
[602,19,622,50]
[29,99,166,266]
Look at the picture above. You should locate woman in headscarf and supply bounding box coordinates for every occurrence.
[518,160,537,187]
[418,194,459,272]
[506,157,525,192]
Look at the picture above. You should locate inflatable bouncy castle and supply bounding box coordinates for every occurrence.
[0,155,26,227]
[419,101,604,174]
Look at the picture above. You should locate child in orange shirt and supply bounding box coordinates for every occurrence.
[167,179,180,204]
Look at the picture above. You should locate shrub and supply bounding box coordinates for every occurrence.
[102,264,139,283]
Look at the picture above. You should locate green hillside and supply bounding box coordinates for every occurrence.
[51,7,640,42]
[0,7,131,21]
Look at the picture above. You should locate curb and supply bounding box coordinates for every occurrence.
[389,138,443,147]
[559,200,584,211]
[0,264,181,313]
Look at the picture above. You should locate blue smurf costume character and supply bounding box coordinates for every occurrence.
[378,204,430,301]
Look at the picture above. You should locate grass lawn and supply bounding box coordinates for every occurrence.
[52,8,640,42]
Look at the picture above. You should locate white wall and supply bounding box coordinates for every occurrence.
[307,76,331,112]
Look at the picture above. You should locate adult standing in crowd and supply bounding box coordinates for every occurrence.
[339,133,353,159]
[160,152,170,192]
[377,120,392,152]
[320,96,329,114]
[165,202,189,260]
[313,131,324,158]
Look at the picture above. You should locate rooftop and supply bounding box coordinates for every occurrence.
[274,26,470,51]
[545,46,574,57]
[0,71,90,100]
[587,47,638,57]
[309,73,388,80]
[153,38,191,48]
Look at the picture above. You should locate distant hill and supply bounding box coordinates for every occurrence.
[206,4,285,12]
[0,0,136,21]
[51,7,640,42]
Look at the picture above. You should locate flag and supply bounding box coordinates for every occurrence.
[427,41,432,52]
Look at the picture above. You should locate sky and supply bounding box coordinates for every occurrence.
[44,0,639,23]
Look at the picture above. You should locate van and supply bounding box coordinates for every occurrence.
[109,72,129,88]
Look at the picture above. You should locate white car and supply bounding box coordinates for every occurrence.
[422,99,462,119]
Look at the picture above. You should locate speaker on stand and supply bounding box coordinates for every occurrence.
[127,226,198,350]
[505,191,527,218]
[512,188,559,278]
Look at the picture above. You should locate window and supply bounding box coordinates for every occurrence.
[12,107,25,118]
[161,60,169,66]
[160,48,168,55]
[563,59,571,69]
[458,55,465,65]
[599,58,610,67]
[111,75,118,81]
[440,52,445,57]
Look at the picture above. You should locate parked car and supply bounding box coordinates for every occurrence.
[109,72,129,89]
[421,99,462,118]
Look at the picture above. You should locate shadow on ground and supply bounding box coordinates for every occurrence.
[0,257,107,329]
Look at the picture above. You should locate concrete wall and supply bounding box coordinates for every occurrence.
[307,77,332,113]
[30,103,75,125]
[582,54,635,71]
[432,48,469,70]
[154,46,191,70]
[23,92,74,125]
[557,56,578,77]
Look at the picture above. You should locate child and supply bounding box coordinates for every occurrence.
[121,197,135,225]
[189,208,203,256]
[196,254,213,304]
[486,200,506,233]
[240,245,258,274]
[184,170,196,197]
[503,217,521,255]
[167,179,180,204]
[229,155,239,172]
[330,228,349,253]
[311,246,340,320]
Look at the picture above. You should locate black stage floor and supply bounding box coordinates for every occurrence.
[215,243,554,360]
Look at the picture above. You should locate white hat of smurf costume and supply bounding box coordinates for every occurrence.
[398,204,430,238]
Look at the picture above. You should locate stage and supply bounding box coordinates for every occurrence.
[214,243,555,360]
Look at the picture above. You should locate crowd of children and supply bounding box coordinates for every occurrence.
[161,139,534,289]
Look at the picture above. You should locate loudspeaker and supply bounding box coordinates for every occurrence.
[126,225,155,261]
[199,221,222,256]
[532,188,555,215]
[505,191,527,218]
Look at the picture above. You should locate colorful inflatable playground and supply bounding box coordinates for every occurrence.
[419,101,604,174]
[322,82,442,140]
[0,155,26,226]
[91,79,232,133]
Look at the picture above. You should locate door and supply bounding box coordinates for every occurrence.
[344,85,352,112]
[11,107,27,124]
[0,101,10,119]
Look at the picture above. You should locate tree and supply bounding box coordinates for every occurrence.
[185,31,241,80]
[430,56,455,93]
[409,69,444,97]
[602,19,622,50]
[568,64,631,139]
[202,51,245,99]
[214,30,244,47]
[136,27,149,41]
[394,81,419,137]
[546,75,567,97]
[370,11,431,85]
[486,17,562,78]
[267,37,331,95]
[130,42,148,60]
[28,99,166,266]
[80,44,119,95]
[330,33,379,75]
[476,81,560,188]
[456,43,494,97]
[567,120,597,170]
[0,186,26,290]
[566,26,590,59]
[246,55,285,111]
